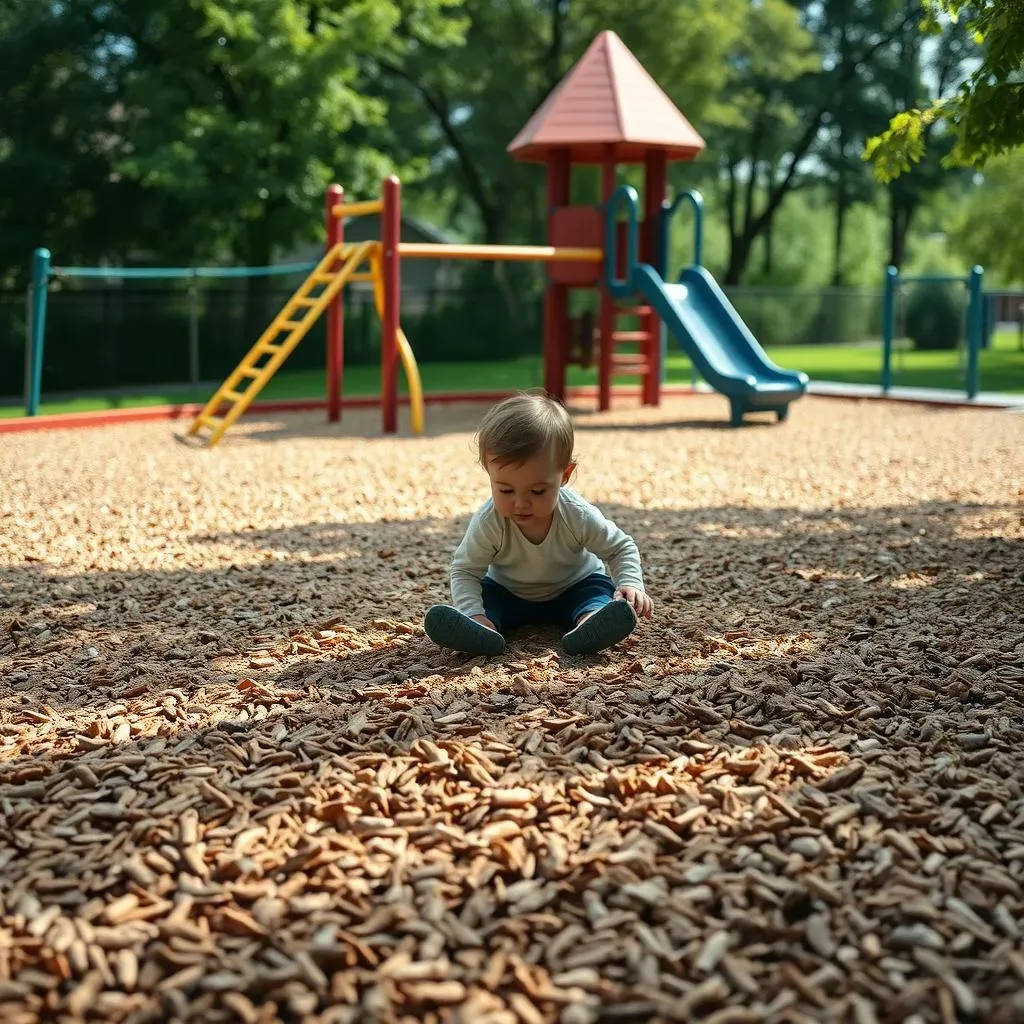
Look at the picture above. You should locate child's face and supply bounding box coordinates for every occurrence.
[485,450,574,527]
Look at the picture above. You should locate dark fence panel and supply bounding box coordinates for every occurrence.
[721,287,885,348]
[0,279,545,398]
[2,278,891,399]
[0,288,28,399]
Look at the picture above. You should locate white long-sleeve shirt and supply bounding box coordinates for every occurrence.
[449,488,646,618]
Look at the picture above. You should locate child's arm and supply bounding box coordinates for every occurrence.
[449,507,503,618]
[576,502,653,616]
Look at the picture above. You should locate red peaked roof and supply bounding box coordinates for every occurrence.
[508,30,706,165]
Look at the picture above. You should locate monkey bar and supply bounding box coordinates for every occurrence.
[398,244,602,262]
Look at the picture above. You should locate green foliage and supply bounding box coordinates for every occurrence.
[111,0,464,265]
[864,107,941,183]
[904,280,967,351]
[0,1,149,281]
[0,0,465,280]
[867,0,1024,181]
[949,151,1024,286]
[0,0,1010,308]
[903,234,968,278]
[837,205,891,288]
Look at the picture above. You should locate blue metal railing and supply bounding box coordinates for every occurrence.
[48,261,319,280]
[25,249,322,416]
[604,185,639,299]
[659,190,704,279]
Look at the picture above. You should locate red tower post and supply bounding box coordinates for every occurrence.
[642,151,668,406]
[543,150,571,400]
[598,147,617,413]
[381,175,402,434]
[325,185,344,422]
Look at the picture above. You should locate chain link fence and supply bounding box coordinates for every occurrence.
[3,279,1018,404]
[721,286,885,349]
[1,274,543,401]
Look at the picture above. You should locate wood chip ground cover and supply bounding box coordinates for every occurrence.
[0,396,1022,1024]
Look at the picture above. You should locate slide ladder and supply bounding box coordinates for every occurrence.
[188,240,377,448]
[608,299,657,389]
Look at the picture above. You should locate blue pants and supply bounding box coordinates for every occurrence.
[482,573,615,634]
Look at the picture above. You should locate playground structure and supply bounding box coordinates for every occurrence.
[506,31,807,425]
[188,30,808,447]
[188,179,603,447]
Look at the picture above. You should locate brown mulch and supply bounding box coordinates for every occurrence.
[1,395,1022,1024]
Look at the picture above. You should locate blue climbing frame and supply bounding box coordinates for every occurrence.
[882,265,985,399]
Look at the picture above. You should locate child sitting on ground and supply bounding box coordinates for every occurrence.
[424,391,654,656]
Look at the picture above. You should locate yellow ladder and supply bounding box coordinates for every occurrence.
[188,240,377,448]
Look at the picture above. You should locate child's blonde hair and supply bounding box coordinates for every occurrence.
[476,391,575,469]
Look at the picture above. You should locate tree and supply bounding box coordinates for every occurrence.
[706,0,921,284]
[0,0,465,319]
[0,0,148,282]
[869,0,975,266]
[704,0,819,285]
[949,150,1024,285]
[370,0,747,246]
[867,0,1024,181]
[808,0,895,284]
[109,0,463,335]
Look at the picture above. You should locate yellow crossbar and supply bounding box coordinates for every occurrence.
[332,199,384,218]
[398,243,603,262]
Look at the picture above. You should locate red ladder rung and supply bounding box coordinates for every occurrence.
[611,331,650,342]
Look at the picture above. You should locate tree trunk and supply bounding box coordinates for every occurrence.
[762,160,776,277]
[832,124,849,286]
[888,196,915,269]
[725,234,754,286]
[833,177,850,286]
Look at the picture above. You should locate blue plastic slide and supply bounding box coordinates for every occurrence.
[633,263,809,424]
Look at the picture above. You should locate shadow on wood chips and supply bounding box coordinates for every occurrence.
[1,498,1023,1022]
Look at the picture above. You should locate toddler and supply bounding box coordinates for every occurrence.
[424,391,654,656]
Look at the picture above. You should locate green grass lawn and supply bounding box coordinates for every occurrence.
[4,330,1021,419]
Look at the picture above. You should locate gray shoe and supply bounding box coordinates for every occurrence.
[562,600,637,656]
[424,605,506,656]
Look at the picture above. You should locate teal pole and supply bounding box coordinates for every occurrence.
[659,190,704,278]
[967,265,983,400]
[881,265,898,392]
[690,191,704,269]
[28,248,51,416]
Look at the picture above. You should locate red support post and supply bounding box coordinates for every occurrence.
[325,185,344,423]
[543,150,571,400]
[642,151,668,407]
[598,147,617,412]
[381,175,402,434]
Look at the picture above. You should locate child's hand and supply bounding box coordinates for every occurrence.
[616,587,654,619]
[472,614,499,632]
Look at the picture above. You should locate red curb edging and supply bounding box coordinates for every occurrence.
[0,386,688,436]
[0,383,1015,438]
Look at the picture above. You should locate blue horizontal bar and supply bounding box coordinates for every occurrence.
[899,274,968,285]
[48,261,319,280]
